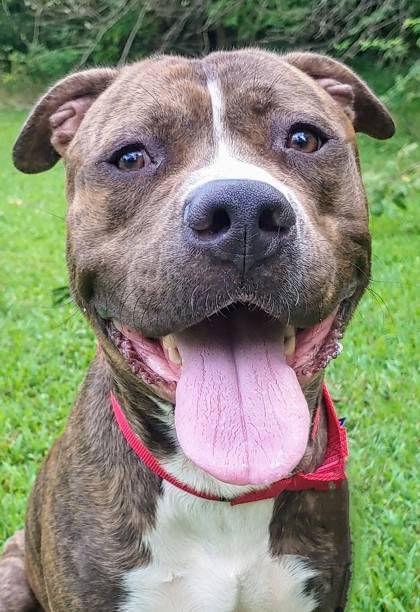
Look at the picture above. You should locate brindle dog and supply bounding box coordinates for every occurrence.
[1,50,394,611]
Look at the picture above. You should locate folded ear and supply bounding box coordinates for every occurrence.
[13,68,118,173]
[284,52,395,140]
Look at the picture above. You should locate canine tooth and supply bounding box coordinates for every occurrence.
[284,335,296,356]
[284,325,294,340]
[284,326,296,356]
[167,347,181,365]
[113,319,123,333]
[162,334,177,349]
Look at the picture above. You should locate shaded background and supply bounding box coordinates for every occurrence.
[0,0,419,83]
[0,1,419,610]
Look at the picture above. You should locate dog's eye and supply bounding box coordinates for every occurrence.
[286,129,321,153]
[114,147,151,171]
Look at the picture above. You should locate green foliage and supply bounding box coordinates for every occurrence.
[364,141,419,216]
[362,61,420,215]
[386,58,420,105]
[4,46,82,86]
[0,0,418,89]
[329,0,418,63]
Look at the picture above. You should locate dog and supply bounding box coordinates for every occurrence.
[0,49,394,611]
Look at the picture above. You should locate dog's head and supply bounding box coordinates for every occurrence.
[14,50,394,487]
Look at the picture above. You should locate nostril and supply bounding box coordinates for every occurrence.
[258,207,285,233]
[259,205,295,235]
[259,208,278,232]
[211,208,231,234]
[196,208,231,237]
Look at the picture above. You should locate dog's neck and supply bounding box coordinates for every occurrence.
[102,347,329,498]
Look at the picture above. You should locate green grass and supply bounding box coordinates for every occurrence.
[0,106,418,610]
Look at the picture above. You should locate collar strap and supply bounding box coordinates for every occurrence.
[110,384,347,505]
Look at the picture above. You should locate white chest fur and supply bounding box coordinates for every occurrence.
[119,483,318,612]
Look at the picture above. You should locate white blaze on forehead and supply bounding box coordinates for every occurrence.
[184,79,299,211]
[207,80,224,142]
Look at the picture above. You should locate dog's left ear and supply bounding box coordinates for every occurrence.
[284,52,395,139]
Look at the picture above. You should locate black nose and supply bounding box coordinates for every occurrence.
[183,179,296,274]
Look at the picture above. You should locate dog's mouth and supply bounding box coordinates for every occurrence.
[107,302,345,487]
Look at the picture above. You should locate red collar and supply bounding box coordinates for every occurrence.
[110,384,347,505]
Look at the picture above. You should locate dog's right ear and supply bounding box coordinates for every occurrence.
[13,68,118,174]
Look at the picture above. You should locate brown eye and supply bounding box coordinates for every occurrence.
[287,129,321,153]
[116,147,150,171]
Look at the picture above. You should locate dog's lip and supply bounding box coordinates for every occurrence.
[101,298,325,338]
[106,298,348,397]
[104,296,347,343]
[111,309,296,369]
[98,296,293,340]
[97,278,357,340]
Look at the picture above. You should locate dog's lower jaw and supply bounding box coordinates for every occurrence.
[103,350,328,499]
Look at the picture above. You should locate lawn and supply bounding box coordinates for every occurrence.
[0,105,418,610]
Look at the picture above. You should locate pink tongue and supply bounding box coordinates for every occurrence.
[174,310,310,486]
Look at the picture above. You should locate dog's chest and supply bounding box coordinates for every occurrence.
[119,486,318,612]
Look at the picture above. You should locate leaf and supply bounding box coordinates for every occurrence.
[51,285,72,307]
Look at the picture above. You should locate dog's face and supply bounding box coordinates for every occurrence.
[14,50,394,487]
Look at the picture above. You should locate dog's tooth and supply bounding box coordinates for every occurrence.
[162,334,177,349]
[284,326,296,356]
[284,334,296,356]
[284,325,294,340]
[167,347,181,365]
[113,319,123,333]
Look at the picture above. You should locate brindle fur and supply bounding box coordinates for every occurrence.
[1,49,394,611]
